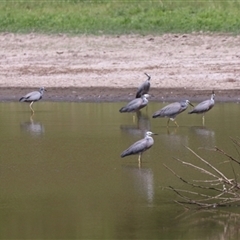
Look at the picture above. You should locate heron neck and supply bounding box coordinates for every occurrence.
[145,135,152,140]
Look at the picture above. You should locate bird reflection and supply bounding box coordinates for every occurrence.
[20,115,45,136]
[122,166,154,205]
[190,126,215,147]
[158,128,189,150]
[120,111,151,137]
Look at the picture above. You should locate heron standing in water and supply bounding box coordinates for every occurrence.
[19,87,46,114]
[188,91,215,125]
[119,94,150,122]
[121,131,157,168]
[152,100,194,127]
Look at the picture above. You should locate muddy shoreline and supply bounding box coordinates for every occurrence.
[1,33,240,102]
[1,87,240,103]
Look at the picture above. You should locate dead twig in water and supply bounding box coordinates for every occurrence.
[164,140,240,208]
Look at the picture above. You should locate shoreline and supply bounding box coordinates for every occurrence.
[2,87,240,103]
[1,33,240,102]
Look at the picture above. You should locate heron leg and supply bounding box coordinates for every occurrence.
[202,114,205,126]
[133,113,137,123]
[174,120,179,127]
[167,119,170,128]
[29,101,34,114]
[30,114,34,122]
[138,153,142,168]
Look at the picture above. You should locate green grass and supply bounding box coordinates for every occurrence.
[0,0,240,34]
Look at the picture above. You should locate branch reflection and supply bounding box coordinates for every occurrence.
[176,209,240,240]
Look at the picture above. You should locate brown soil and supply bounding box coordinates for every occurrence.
[1,33,240,102]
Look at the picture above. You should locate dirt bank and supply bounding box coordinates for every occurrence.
[1,33,240,102]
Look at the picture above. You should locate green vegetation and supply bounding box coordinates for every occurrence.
[0,0,240,34]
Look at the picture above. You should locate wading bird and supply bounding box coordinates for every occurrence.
[152,100,194,127]
[19,87,46,114]
[121,131,157,167]
[188,91,215,125]
[136,73,151,98]
[119,94,150,121]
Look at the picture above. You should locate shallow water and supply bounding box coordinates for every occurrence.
[1,101,240,239]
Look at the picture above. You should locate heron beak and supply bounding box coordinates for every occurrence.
[153,133,158,135]
[144,72,151,79]
[189,102,194,107]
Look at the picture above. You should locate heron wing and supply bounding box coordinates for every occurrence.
[19,91,41,102]
[136,81,150,98]
[152,102,181,118]
[189,100,214,114]
[121,138,151,157]
[119,98,142,112]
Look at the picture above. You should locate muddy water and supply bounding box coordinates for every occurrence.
[1,101,240,239]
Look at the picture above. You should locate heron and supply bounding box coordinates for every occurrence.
[152,100,194,127]
[188,91,215,125]
[136,73,151,98]
[121,131,157,167]
[19,87,46,114]
[119,94,150,121]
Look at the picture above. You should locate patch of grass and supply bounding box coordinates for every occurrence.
[0,0,240,34]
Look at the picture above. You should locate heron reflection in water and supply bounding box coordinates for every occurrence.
[122,166,154,205]
[120,111,151,137]
[20,115,45,136]
[158,128,189,151]
[190,126,215,147]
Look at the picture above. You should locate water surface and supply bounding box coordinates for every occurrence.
[1,101,240,239]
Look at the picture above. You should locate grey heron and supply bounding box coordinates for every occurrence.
[136,73,151,98]
[188,91,215,125]
[119,94,150,116]
[19,87,46,114]
[152,100,194,127]
[121,131,157,167]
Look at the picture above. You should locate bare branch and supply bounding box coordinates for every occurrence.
[163,164,222,192]
[185,146,233,185]
[173,157,219,180]
[215,146,240,165]
[165,141,240,208]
